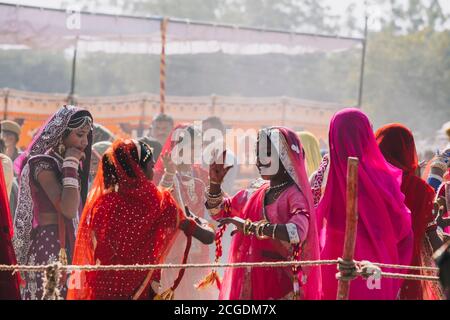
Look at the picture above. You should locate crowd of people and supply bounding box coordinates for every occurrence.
[0,104,449,300]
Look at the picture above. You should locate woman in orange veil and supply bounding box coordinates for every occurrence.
[67,139,213,300]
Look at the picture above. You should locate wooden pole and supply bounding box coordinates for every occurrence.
[337,157,359,300]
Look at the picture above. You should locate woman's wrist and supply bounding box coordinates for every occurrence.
[160,172,175,188]
[209,179,222,185]
[209,182,222,195]
[164,168,176,176]
[205,186,224,211]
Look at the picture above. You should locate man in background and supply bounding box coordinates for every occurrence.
[139,113,174,161]
[1,120,22,163]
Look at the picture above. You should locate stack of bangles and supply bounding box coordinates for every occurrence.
[205,185,224,209]
[254,220,270,240]
[160,170,176,188]
[62,156,80,189]
[245,220,278,240]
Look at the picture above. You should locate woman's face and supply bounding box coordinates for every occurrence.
[1,131,18,148]
[63,125,90,152]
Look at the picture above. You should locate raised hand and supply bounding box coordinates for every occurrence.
[161,151,177,174]
[209,149,233,185]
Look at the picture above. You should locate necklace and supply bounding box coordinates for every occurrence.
[267,181,290,192]
[265,181,294,204]
[179,169,198,203]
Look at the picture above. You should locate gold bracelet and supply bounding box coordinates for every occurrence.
[209,179,222,185]
[272,224,278,239]
[205,186,224,198]
[243,219,254,236]
[255,220,270,240]
[206,198,223,210]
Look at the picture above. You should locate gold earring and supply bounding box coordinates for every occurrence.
[58,142,66,156]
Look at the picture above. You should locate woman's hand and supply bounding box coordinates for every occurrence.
[180,218,214,245]
[65,147,86,162]
[161,151,177,174]
[209,150,233,185]
[185,206,203,225]
[218,217,245,236]
[179,218,191,232]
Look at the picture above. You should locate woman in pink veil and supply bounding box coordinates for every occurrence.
[206,126,321,300]
[317,108,413,300]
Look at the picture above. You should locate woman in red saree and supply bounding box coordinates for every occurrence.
[154,124,216,300]
[0,160,20,299]
[67,139,214,300]
[376,123,444,300]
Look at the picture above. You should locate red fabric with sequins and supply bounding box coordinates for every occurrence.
[67,139,183,300]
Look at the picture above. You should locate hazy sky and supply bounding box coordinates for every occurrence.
[1,0,449,32]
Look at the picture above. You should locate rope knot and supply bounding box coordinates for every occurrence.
[336,258,358,281]
[42,262,62,300]
[358,260,382,280]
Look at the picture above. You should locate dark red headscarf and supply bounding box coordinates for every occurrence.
[376,123,437,300]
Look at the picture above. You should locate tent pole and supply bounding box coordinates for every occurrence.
[68,39,78,105]
[159,18,168,114]
[357,15,368,108]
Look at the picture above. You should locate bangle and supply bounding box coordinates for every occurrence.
[255,220,270,240]
[206,198,223,209]
[64,156,80,164]
[62,160,79,169]
[164,169,176,176]
[272,224,278,239]
[63,167,78,177]
[205,186,224,198]
[243,219,254,236]
[206,196,223,206]
[160,173,175,187]
[210,180,222,185]
[63,177,79,189]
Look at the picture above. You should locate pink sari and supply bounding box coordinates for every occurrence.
[318,109,413,300]
[212,127,321,300]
